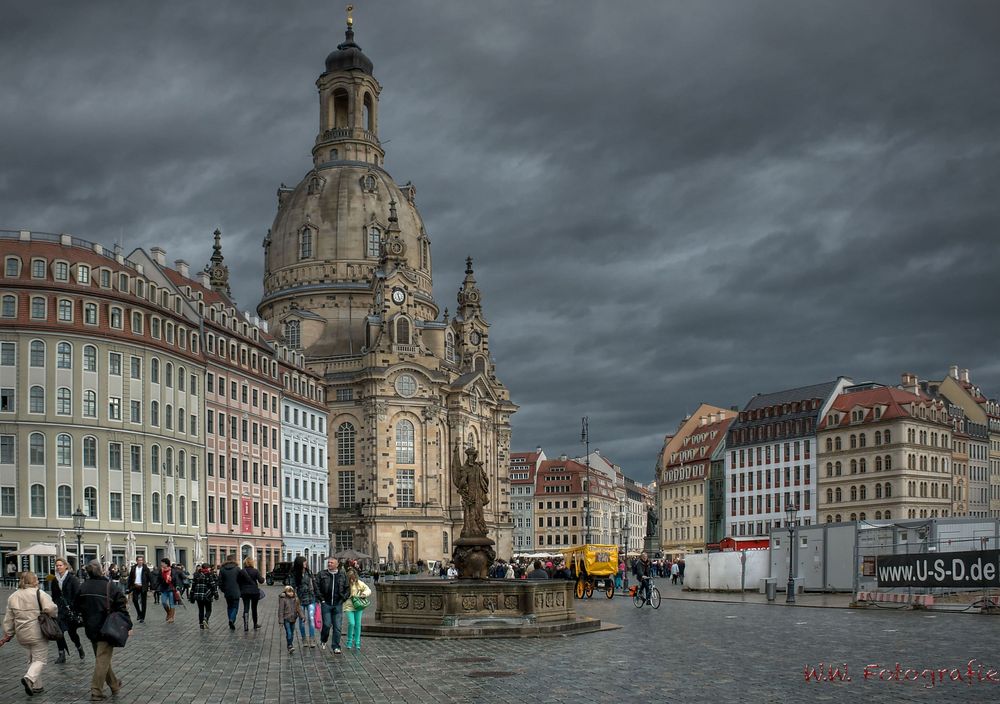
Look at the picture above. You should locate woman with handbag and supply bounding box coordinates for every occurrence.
[290,556,318,647]
[237,557,265,631]
[1,571,59,695]
[51,557,85,663]
[342,568,371,651]
[155,558,182,623]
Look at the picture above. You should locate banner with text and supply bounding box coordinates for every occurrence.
[875,549,1000,588]
[240,498,253,534]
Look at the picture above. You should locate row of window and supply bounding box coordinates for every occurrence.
[4,256,133,292]
[283,511,327,537]
[1,292,200,354]
[824,430,892,451]
[206,373,277,412]
[825,457,893,475]
[5,483,195,525]
[282,439,326,469]
[207,410,278,448]
[824,483,894,503]
[730,466,812,493]
[282,476,326,503]
[730,490,812,517]
[205,454,277,486]
[730,440,813,468]
[283,404,326,433]
[206,497,278,530]
[0,434,199,478]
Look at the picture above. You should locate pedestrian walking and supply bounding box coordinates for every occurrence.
[125,556,151,624]
[189,564,219,629]
[278,585,305,654]
[51,558,85,663]
[237,557,265,631]
[217,555,242,631]
[75,560,132,701]
[290,556,318,647]
[343,568,371,651]
[317,557,348,653]
[155,558,182,623]
[671,560,680,585]
[1,571,59,696]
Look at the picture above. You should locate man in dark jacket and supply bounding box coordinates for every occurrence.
[126,556,152,624]
[75,560,131,701]
[216,555,242,631]
[317,558,349,653]
[634,552,653,604]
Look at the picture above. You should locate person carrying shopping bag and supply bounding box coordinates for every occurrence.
[277,586,305,654]
[342,568,371,651]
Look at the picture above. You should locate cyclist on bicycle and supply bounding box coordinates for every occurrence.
[634,551,653,604]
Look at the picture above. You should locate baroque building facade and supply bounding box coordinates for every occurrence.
[256,19,516,565]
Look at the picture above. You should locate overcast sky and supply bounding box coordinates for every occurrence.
[3,1,999,483]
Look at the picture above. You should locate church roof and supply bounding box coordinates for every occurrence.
[325,24,373,76]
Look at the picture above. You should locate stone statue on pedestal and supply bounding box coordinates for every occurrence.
[451,443,495,579]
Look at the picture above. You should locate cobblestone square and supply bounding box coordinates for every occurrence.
[2,583,998,703]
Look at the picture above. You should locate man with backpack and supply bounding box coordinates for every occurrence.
[75,560,131,702]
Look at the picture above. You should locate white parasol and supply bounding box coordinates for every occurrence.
[193,532,204,566]
[103,534,114,568]
[125,531,137,566]
[56,530,69,562]
[165,535,176,565]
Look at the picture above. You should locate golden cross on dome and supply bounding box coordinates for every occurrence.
[346,4,354,26]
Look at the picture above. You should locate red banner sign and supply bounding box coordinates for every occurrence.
[240,498,253,534]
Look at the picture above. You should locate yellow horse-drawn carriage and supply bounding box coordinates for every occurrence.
[562,544,619,599]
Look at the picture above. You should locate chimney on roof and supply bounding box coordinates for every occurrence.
[535,446,541,454]
[559,454,568,461]
[700,415,707,426]
[960,368,970,384]
[950,365,959,380]
[151,247,166,266]
[199,271,211,288]
[175,260,189,278]
[901,372,920,396]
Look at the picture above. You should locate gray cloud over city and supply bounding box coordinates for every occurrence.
[2,1,998,482]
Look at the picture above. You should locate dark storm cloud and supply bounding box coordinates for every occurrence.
[3,1,999,481]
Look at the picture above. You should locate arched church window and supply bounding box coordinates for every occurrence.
[363,92,374,132]
[329,149,338,161]
[332,88,349,128]
[395,420,414,464]
[307,177,322,195]
[285,320,301,349]
[360,174,377,193]
[445,332,455,362]
[337,422,356,466]
[395,317,410,345]
[367,227,381,258]
[474,356,486,373]
[420,241,429,271]
[299,228,312,260]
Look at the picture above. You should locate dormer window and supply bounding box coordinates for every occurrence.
[299,227,313,259]
[360,174,377,193]
[54,261,69,281]
[31,259,46,279]
[100,269,111,288]
[4,257,20,277]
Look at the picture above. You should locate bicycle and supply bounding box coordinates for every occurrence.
[633,576,660,609]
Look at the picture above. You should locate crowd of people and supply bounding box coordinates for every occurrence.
[433,554,687,587]
[1,553,374,700]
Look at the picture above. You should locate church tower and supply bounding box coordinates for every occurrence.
[258,11,517,564]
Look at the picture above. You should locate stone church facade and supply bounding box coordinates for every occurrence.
[257,18,517,565]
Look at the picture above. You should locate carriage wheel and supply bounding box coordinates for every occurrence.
[605,579,615,599]
[575,578,586,599]
[584,580,595,598]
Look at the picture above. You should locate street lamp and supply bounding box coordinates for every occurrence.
[785,503,799,604]
[72,506,87,571]
[622,514,630,589]
[581,417,591,545]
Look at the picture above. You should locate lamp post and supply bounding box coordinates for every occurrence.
[581,417,591,544]
[785,503,799,604]
[72,506,87,571]
[622,513,630,589]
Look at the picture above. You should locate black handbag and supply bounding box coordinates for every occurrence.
[36,590,63,641]
[99,582,130,648]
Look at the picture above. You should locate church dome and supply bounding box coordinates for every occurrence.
[324,27,373,76]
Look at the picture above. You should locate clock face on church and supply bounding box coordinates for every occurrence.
[391,288,405,305]
[469,331,481,346]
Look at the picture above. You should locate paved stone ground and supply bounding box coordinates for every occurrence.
[1,581,997,703]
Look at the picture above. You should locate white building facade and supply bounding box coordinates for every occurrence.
[280,366,329,573]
